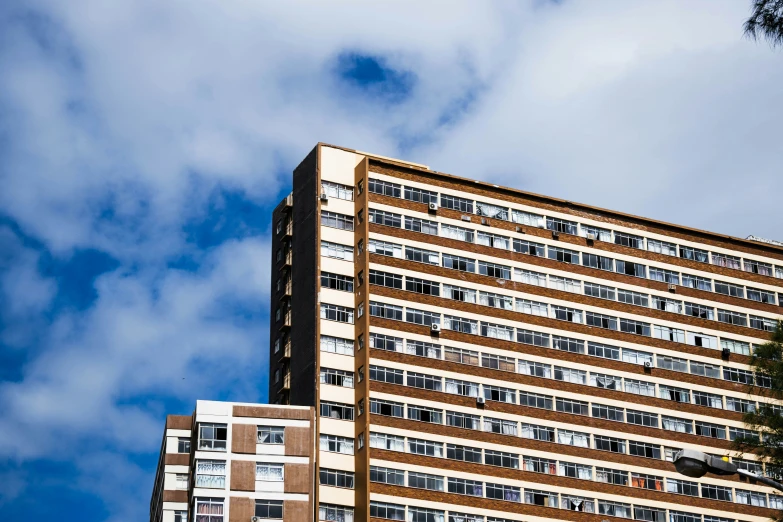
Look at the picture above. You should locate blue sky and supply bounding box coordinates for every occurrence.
[1,1,782,521]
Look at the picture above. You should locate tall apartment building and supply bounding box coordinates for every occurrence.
[269,143,783,522]
[150,401,315,522]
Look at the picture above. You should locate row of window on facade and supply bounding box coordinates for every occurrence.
[360,176,783,278]
[192,424,285,452]
[191,498,281,522]
[191,460,285,489]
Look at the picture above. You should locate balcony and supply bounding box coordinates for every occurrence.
[278,339,291,361]
[281,372,291,390]
[280,310,291,329]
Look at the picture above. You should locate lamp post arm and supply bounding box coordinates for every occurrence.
[737,469,783,493]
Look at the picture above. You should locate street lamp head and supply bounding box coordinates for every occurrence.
[673,449,737,478]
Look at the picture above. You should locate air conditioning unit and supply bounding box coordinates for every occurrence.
[476,396,486,405]
[643,361,652,369]
[320,192,328,201]
[537,221,546,229]
[722,347,731,359]
[461,215,471,222]
[586,233,597,241]
[428,202,438,211]
[668,284,676,292]
[515,226,525,234]
[252,517,263,522]
[481,218,489,226]
[430,323,441,333]
[552,231,559,240]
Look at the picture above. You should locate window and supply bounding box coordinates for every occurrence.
[581,224,612,241]
[724,367,755,385]
[407,308,441,327]
[408,405,442,424]
[588,341,620,360]
[745,259,773,276]
[715,281,744,298]
[511,209,544,227]
[370,466,404,485]
[481,322,514,341]
[631,472,663,490]
[747,287,776,303]
[555,366,586,384]
[594,435,625,453]
[523,456,556,474]
[445,378,479,397]
[615,289,648,308]
[320,401,354,421]
[629,441,660,459]
[321,211,354,231]
[625,378,655,396]
[695,421,726,439]
[446,411,481,430]
[521,424,554,442]
[195,498,224,522]
[321,272,354,292]
[627,409,658,427]
[405,215,438,235]
[320,368,354,388]
[486,483,521,502]
[404,186,437,204]
[519,391,552,410]
[682,274,712,291]
[369,209,402,228]
[591,372,621,390]
[195,460,226,488]
[586,311,618,330]
[477,231,510,249]
[479,291,513,310]
[486,450,519,469]
[447,443,482,463]
[369,270,402,289]
[369,365,403,385]
[657,355,688,372]
[174,511,188,522]
[321,241,353,260]
[319,434,354,454]
[515,268,547,286]
[688,332,717,349]
[552,335,584,353]
[368,178,401,197]
[650,267,680,284]
[679,246,709,263]
[443,315,477,334]
[614,231,644,249]
[551,305,582,323]
[177,437,191,453]
[693,391,723,409]
[198,423,227,451]
[634,507,665,522]
[369,239,403,258]
[449,477,484,497]
[482,353,515,372]
[712,252,742,269]
[684,301,713,319]
[442,254,475,272]
[557,398,589,415]
[653,325,685,343]
[440,224,474,243]
[592,403,624,421]
[256,463,284,482]
[476,201,508,220]
[408,438,444,457]
[440,194,473,213]
[549,275,581,293]
[616,259,646,277]
[726,397,756,413]
[444,347,479,365]
[321,504,356,522]
[408,471,444,491]
[406,340,441,359]
[478,260,511,279]
[559,461,592,480]
[659,385,689,403]
[548,246,579,264]
[369,432,404,452]
[750,315,777,331]
[443,284,476,303]
[407,371,442,391]
[648,239,677,256]
[406,276,440,296]
[369,301,403,320]
[517,329,550,347]
[667,478,699,496]
[512,238,545,256]
[721,338,750,355]
[547,216,578,234]
[250,500,283,520]
[320,303,354,323]
[518,359,551,378]
[258,426,284,444]
[662,415,692,433]
[516,298,548,316]
[370,399,404,418]
[690,361,721,378]
[596,467,628,486]
[524,488,558,507]
[653,296,681,313]
[175,473,188,489]
[620,318,650,336]
[369,333,402,352]
[701,484,732,502]
[582,253,614,271]
[585,282,616,300]
[321,180,353,201]
[483,385,516,403]
[622,347,653,366]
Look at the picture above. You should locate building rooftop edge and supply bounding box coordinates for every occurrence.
[316,142,783,256]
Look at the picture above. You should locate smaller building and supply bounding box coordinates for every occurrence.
[150,401,315,522]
